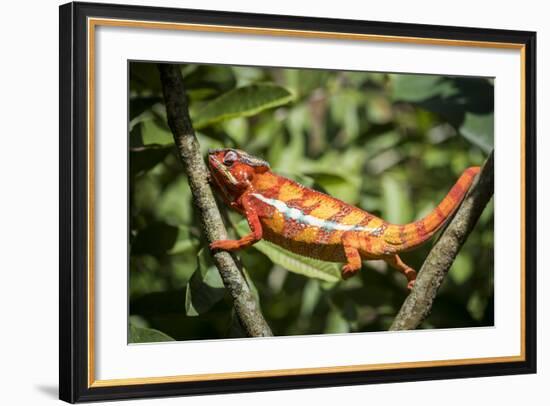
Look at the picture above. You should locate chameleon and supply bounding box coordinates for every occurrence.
[207,148,480,290]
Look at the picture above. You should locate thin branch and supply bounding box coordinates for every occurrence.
[390,151,494,331]
[158,63,273,337]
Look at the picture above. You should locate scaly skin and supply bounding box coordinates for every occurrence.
[207,148,480,290]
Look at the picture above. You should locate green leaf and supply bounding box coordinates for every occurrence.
[391,74,455,103]
[449,252,474,285]
[329,90,363,143]
[390,74,494,151]
[141,117,174,146]
[460,112,494,153]
[324,308,350,334]
[365,94,393,124]
[232,66,265,86]
[185,249,226,316]
[186,88,219,102]
[241,266,261,303]
[235,221,342,283]
[155,176,193,226]
[182,64,236,94]
[281,104,308,171]
[467,292,488,321]
[283,68,330,98]
[247,115,284,151]
[193,84,294,129]
[167,227,199,255]
[257,241,342,282]
[300,279,322,318]
[129,145,172,177]
[128,324,174,343]
[363,131,401,159]
[381,174,412,224]
[222,117,248,144]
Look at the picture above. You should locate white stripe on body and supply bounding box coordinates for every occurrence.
[251,193,378,233]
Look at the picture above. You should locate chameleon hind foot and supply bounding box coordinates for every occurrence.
[385,254,417,290]
[341,263,360,280]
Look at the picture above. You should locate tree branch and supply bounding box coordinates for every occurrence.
[158,63,273,337]
[390,151,494,331]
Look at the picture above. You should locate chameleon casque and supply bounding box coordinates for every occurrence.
[208,148,480,290]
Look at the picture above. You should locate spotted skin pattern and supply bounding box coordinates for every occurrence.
[208,148,480,290]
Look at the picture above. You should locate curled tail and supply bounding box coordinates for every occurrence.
[384,166,480,251]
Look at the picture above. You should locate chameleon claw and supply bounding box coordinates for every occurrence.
[208,241,221,251]
[341,264,360,280]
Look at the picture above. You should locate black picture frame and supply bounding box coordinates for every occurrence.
[59,1,537,403]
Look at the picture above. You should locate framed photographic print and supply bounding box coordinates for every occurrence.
[59,1,536,403]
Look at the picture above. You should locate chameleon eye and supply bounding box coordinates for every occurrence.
[223,151,238,166]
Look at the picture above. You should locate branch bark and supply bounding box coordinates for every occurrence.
[390,151,494,331]
[158,63,273,337]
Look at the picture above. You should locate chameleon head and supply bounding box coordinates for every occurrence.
[208,148,270,204]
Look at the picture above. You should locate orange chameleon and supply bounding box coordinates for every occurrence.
[208,148,480,290]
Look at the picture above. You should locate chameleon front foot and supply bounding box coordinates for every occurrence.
[209,239,242,251]
[209,231,260,252]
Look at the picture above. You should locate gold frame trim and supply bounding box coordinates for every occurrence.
[87,17,527,388]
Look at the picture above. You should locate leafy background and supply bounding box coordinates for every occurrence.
[128,62,494,343]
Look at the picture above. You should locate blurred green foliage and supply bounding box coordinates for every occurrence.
[128,62,494,342]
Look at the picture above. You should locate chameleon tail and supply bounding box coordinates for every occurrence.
[385,166,481,251]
